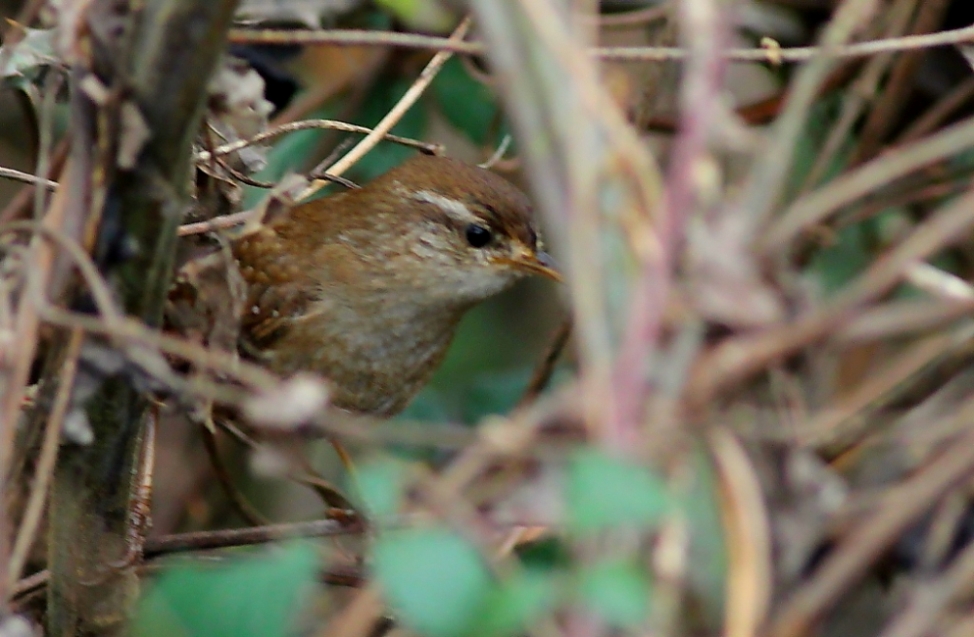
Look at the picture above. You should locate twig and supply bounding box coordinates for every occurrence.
[180,179,361,239]
[694,185,974,403]
[516,316,573,409]
[10,569,47,602]
[879,537,974,637]
[836,171,970,230]
[200,421,270,526]
[0,161,76,604]
[297,17,472,200]
[6,327,83,589]
[597,3,670,28]
[0,137,69,224]
[304,172,361,191]
[213,155,277,188]
[478,134,513,170]
[195,119,440,162]
[851,0,951,165]
[0,166,58,190]
[0,220,125,325]
[710,427,772,637]
[178,210,255,236]
[11,517,365,602]
[736,0,878,233]
[39,305,277,395]
[611,0,727,446]
[769,425,974,637]
[797,323,974,450]
[797,0,915,193]
[905,263,974,301]
[228,27,483,54]
[761,115,974,253]
[897,76,974,144]
[33,72,63,222]
[836,297,974,343]
[226,22,974,62]
[143,516,364,557]
[600,22,974,61]
[477,0,663,452]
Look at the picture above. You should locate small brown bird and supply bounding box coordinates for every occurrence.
[230,154,559,417]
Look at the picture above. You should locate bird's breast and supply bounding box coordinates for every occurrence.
[264,294,463,416]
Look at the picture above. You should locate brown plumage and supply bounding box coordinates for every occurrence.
[230,155,558,417]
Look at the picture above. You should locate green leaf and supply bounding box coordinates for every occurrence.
[432,58,501,146]
[461,369,533,423]
[515,537,572,570]
[476,570,560,637]
[353,456,411,520]
[399,386,455,423]
[373,527,493,637]
[787,93,851,196]
[566,449,669,534]
[374,0,455,31]
[577,559,652,629]
[133,542,319,637]
[808,220,871,294]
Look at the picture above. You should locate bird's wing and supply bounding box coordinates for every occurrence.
[234,226,320,360]
[239,278,316,354]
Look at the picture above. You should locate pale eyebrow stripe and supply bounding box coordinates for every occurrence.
[410,190,480,225]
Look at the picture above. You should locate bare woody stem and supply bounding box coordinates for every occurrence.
[44,1,239,635]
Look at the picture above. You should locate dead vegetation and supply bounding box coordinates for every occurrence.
[3,1,974,636]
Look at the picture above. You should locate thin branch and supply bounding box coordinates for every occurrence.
[0,137,69,224]
[762,115,974,253]
[200,422,269,526]
[40,305,277,395]
[797,0,915,194]
[694,185,974,403]
[897,76,974,144]
[0,161,76,605]
[610,0,727,446]
[516,316,573,409]
[597,3,670,28]
[226,22,974,63]
[878,534,974,637]
[177,210,255,236]
[142,516,364,557]
[12,517,365,602]
[194,119,441,162]
[6,328,83,588]
[735,0,877,233]
[228,27,484,54]
[0,166,58,190]
[851,0,951,164]
[769,424,974,637]
[0,220,124,324]
[297,17,472,200]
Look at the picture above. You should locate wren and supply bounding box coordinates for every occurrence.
[230,154,559,417]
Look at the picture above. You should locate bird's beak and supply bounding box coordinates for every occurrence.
[497,251,563,282]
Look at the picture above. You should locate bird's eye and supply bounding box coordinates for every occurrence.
[464,224,493,248]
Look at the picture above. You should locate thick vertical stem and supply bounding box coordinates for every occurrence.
[46,0,238,634]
